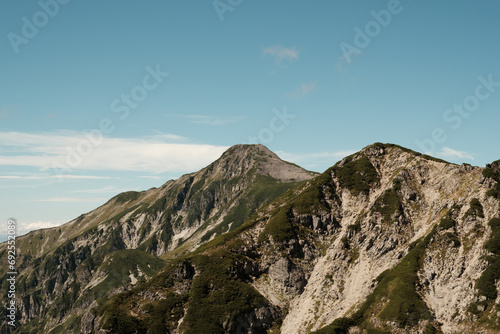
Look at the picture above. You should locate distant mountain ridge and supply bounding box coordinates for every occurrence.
[1,143,500,333]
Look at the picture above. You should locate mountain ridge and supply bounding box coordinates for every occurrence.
[91,143,500,333]
[1,142,499,334]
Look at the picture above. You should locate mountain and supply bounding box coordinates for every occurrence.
[0,144,316,334]
[86,143,498,334]
[2,143,500,333]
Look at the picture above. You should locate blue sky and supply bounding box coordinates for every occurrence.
[1,0,500,239]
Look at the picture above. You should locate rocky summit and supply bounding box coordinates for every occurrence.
[1,143,500,334]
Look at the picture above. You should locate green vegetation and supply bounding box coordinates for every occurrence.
[375,231,434,326]
[103,204,144,226]
[374,178,404,224]
[85,249,166,302]
[101,248,270,334]
[483,162,500,199]
[291,169,335,214]
[347,222,361,233]
[439,217,457,230]
[464,198,484,219]
[424,323,441,334]
[374,188,402,224]
[102,288,187,334]
[467,217,500,330]
[420,154,450,164]
[142,293,188,333]
[475,256,500,301]
[256,169,338,244]
[370,143,451,164]
[101,291,147,334]
[313,317,354,333]
[98,259,187,333]
[372,142,417,155]
[261,205,295,243]
[316,227,437,332]
[5,233,162,333]
[471,218,500,308]
[201,174,300,242]
[486,188,500,199]
[392,178,402,191]
[443,232,461,247]
[146,196,169,215]
[47,314,81,334]
[181,250,268,333]
[485,218,500,254]
[113,191,142,204]
[332,154,379,196]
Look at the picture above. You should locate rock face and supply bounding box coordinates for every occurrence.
[1,143,500,334]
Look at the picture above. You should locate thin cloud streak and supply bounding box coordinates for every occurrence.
[0,175,115,180]
[437,147,474,160]
[286,82,317,98]
[33,197,107,203]
[263,45,299,63]
[0,131,229,174]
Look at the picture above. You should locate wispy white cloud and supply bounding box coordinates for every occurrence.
[0,176,42,180]
[437,147,474,160]
[149,132,187,141]
[56,175,118,180]
[33,197,107,202]
[18,221,63,236]
[286,82,317,98]
[0,220,66,238]
[140,175,166,179]
[263,45,299,63]
[0,131,229,174]
[0,175,115,180]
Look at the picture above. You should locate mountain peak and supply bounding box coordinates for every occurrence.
[220,143,275,159]
[358,142,452,165]
[213,144,317,182]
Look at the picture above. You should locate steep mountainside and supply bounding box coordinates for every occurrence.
[0,144,316,334]
[84,143,500,334]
